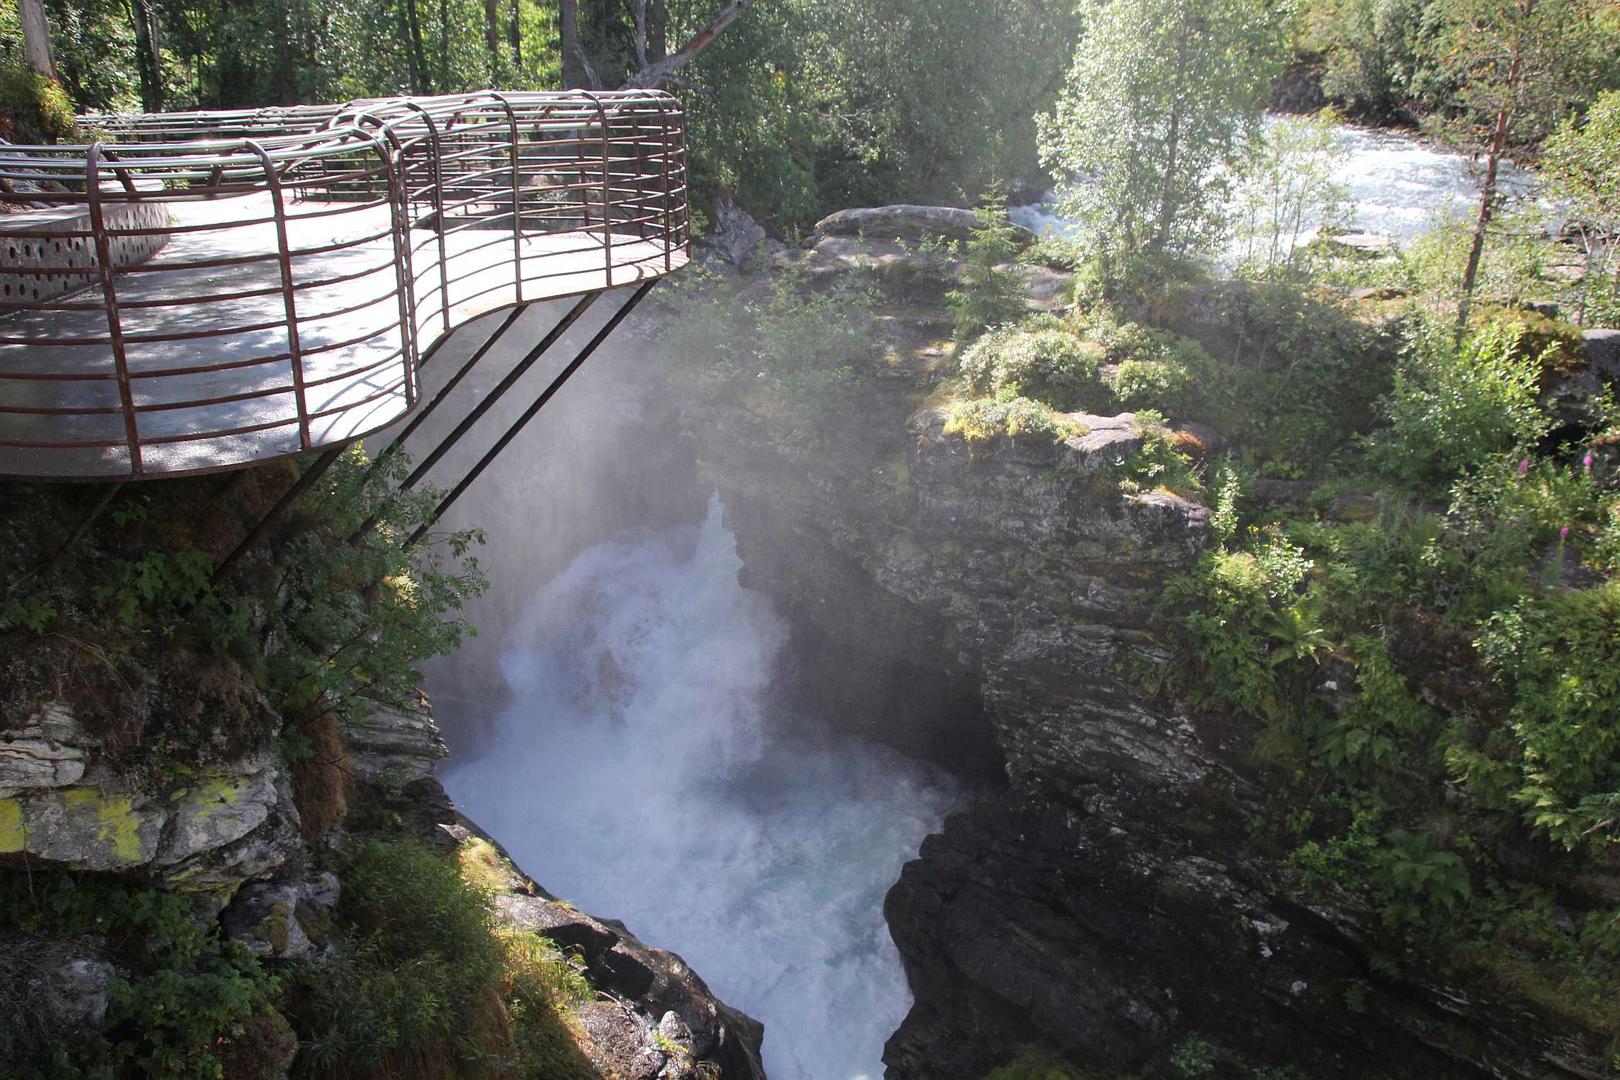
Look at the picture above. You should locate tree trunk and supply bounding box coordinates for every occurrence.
[128,0,164,111]
[400,0,431,93]
[437,0,450,89]
[508,0,522,66]
[17,0,55,79]
[484,0,502,80]
[1458,50,1523,332]
[560,0,591,89]
[647,0,667,62]
[621,0,754,89]
[1152,31,1192,252]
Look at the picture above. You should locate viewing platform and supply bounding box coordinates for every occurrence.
[0,90,689,479]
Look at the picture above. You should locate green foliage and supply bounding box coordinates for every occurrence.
[666,267,877,458]
[1172,282,1393,473]
[1093,319,1207,417]
[944,389,1082,448]
[0,873,282,1078]
[1120,411,1203,498]
[1368,317,1552,488]
[1544,91,1620,324]
[984,1048,1094,1080]
[1475,583,1620,848]
[267,448,488,720]
[1309,635,1434,776]
[292,838,595,1078]
[0,60,76,141]
[1229,111,1353,281]
[958,317,1106,412]
[1299,0,1430,122]
[1169,1037,1219,1077]
[1038,0,1285,257]
[946,191,1031,342]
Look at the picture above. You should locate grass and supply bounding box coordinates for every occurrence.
[289,837,598,1080]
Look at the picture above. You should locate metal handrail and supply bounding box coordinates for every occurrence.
[0,90,690,480]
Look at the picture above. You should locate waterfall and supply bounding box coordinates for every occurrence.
[443,494,963,1079]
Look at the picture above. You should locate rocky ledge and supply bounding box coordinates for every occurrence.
[0,606,764,1077]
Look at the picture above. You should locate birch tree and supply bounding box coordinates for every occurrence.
[1037,0,1283,259]
[1426,0,1608,328]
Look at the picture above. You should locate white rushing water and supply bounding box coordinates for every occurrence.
[1012,118,1545,251]
[443,495,963,1080]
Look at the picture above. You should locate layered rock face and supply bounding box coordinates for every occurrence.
[663,210,1610,1078]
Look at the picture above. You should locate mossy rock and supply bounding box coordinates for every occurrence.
[0,65,75,144]
[1471,305,1589,378]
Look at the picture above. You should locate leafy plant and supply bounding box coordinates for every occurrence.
[958,316,1106,411]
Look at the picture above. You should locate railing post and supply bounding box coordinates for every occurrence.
[400,101,451,337]
[577,91,614,287]
[85,143,143,476]
[245,140,311,450]
[347,126,420,405]
[655,95,673,272]
[489,91,524,305]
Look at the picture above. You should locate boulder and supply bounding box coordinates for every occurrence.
[222,872,340,961]
[1584,328,1620,385]
[814,205,1037,247]
[0,934,116,1057]
[697,198,774,269]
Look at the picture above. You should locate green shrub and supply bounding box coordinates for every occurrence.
[985,1048,1093,1080]
[944,390,1083,447]
[1096,321,1206,415]
[292,838,595,1079]
[1474,583,1620,850]
[1369,319,1551,490]
[958,317,1107,411]
[1119,411,1202,497]
[1469,305,1588,377]
[0,873,282,1079]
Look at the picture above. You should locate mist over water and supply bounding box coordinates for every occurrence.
[442,494,963,1079]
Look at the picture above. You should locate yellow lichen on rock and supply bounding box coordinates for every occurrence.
[0,797,25,853]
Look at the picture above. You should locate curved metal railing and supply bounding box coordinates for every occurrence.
[0,90,689,479]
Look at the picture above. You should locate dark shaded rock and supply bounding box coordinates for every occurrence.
[698,198,774,269]
[1584,328,1620,386]
[885,800,1599,1080]
[1273,62,1326,113]
[221,871,340,961]
[0,934,115,1058]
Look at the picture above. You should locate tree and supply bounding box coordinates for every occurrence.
[1037,0,1284,259]
[18,0,55,76]
[1230,112,1353,281]
[1425,0,1610,328]
[1544,90,1620,323]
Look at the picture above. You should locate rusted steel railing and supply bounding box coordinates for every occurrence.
[0,90,690,480]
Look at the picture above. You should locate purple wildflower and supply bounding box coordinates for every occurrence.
[1584,452,1596,473]
[1519,457,1532,477]
[1561,525,1571,541]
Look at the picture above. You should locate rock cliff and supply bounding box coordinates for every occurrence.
[658,208,1616,1078]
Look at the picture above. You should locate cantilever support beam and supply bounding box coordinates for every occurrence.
[402,293,600,491]
[406,279,660,548]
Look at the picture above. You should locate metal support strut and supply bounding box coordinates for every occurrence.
[406,279,659,548]
[212,446,346,586]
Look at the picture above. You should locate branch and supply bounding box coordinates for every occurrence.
[620,0,755,89]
